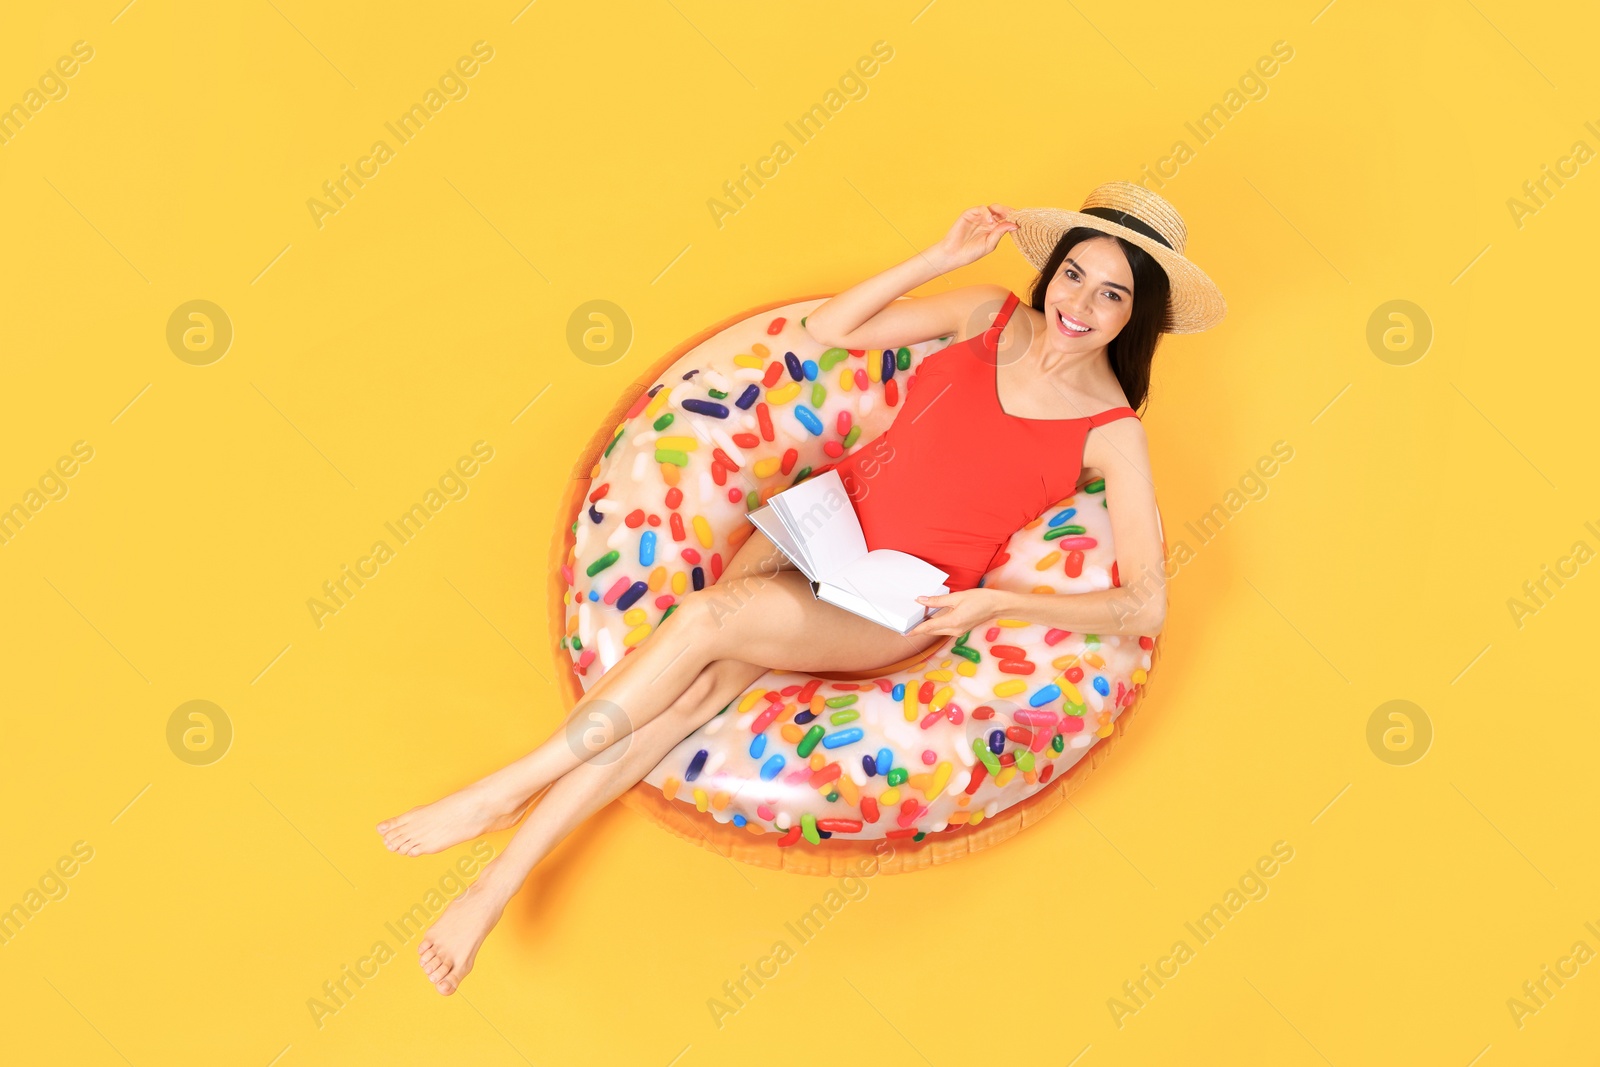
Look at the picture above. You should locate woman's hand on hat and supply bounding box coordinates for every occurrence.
[927,204,1018,272]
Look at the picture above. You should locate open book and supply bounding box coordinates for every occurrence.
[747,469,950,635]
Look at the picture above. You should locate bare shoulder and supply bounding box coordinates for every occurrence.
[949,283,1018,345]
[1082,413,1153,485]
[811,283,1011,350]
[963,281,1015,308]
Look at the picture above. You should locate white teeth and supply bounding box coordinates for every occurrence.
[1057,310,1089,333]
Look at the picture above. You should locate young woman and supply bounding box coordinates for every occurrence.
[376,182,1226,995]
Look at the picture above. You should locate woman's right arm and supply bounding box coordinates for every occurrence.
[803,204,1019,350]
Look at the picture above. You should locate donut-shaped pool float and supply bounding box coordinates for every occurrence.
[548,294,1163,876]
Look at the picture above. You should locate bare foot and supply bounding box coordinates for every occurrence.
[376,779,533,857]
[418,878,507,995]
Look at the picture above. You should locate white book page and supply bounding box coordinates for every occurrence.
[814,582,906,632]
[823,549,950,633]
[747,505,817,582]
[769,470,867,581]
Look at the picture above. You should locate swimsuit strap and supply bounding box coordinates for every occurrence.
[994,290,1020,330]
[982,291,1021,347]
[1087,406,1140,427]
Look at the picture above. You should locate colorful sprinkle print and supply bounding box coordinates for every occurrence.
[559,299,1156,845]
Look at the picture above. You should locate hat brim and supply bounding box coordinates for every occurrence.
[1009,207,1226,334]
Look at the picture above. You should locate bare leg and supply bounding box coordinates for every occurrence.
[413,566,942,994]
[378,530,793,856]
[380,564,933,856]
[416,656,769,994]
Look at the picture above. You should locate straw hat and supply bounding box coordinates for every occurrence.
[1008,182,1226,334]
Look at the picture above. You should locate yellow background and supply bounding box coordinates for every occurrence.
[3,1,1596,1063]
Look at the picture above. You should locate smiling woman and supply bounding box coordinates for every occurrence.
[378,183,1225,997]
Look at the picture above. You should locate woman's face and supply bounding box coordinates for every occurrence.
[1042,237,1135,349]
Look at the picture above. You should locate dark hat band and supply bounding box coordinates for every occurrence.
[1079,206,1173,250]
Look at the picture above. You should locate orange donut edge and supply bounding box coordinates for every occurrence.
[546,293,1162,877]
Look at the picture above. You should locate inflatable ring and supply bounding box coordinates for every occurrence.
[548,294,1163,876]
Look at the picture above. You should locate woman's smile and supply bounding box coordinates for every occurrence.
[1055,307,1092,336]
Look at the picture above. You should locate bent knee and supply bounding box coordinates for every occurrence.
[664,587,761,654]
[674,663,718,709]
[654,589,715,647]
[709,569,766,606]
[663,587,717,626]
[663,659,749,727]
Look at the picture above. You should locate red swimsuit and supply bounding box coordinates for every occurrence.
[824,290,1140,592]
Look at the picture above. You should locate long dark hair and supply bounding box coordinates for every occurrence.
[1026,227,1170,412]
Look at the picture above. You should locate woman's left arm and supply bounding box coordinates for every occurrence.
[910,418,1167,639]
